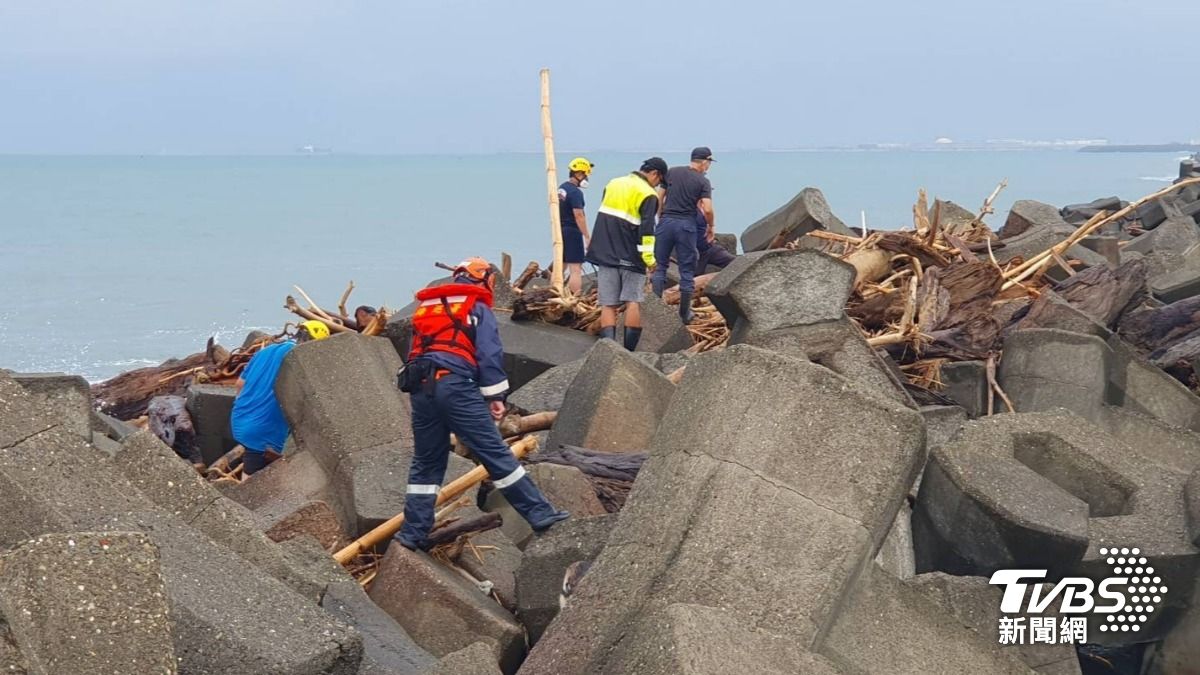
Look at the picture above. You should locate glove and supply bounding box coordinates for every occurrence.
[639,235,656,268]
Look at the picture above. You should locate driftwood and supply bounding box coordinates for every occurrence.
[427,512,502,547]
[664,273,718,305]
[1052,258,1147,329]
[92,345,216,420]
[498,411,557,437]
[205,444,245,479]
[514,261,541,290]
[1119,295,1200,354]
[534,445,646,481]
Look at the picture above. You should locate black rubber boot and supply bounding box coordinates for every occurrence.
[623,326,642,351]
[599,326,617,341]
[679,292,695,324]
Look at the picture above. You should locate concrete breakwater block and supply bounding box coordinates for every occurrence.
[225,447,347,550]
[0,531,177,675]
[547,339,675,454]
[707,247,913,407]
[739,186,852,253]
[516,513,617,644]
[0,374,364,674]
[913,411,1198,644]
[10,371,92,441]
[518,345,1018,674]
[185,383,238,466]
[367,546,525,674]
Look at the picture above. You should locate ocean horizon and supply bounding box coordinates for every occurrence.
[1,149,1188,382]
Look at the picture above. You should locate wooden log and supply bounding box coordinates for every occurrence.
[1052,258,1147,329]
[426,512,503,547]
[1118,295,1200,354]
[498,411,557,437]
[205,444,245,478]
[532,445,647,481]
[663,273,719,305]
[91,351,213,420]
[846,247,893,290]
[514,261,541,290]
[334,436,539,565]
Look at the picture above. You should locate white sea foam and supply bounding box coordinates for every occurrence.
[1138,176,1175,182]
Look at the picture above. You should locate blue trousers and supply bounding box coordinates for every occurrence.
[652,215,699,295]
[397,372,560,550]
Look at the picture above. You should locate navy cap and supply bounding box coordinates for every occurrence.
[691,146,715,161]
[640,156,669,176]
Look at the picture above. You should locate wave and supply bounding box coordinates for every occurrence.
[1138,176,1176,182]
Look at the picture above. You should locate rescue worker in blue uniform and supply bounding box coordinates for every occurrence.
[395,257,568,551]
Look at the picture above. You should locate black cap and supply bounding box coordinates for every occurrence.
[640,156,669,176]
[691,146,715,161]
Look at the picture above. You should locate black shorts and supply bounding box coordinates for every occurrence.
[562,226,585,264]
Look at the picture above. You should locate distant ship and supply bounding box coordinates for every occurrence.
[296,145,333,155]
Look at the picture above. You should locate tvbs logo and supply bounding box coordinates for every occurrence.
[988,548,1168,645]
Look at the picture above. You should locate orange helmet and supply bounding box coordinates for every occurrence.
[454,257,495,291]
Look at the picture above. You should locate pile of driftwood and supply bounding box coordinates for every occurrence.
[91,282,390,422]
[510,260,729,353]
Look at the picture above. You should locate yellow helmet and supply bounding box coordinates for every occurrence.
[567,157,594,176]
[299,320,331,341]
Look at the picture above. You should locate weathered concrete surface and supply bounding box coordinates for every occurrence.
[321,579,437,675]
[547,340,675,453]
[185,383,238,465]
[521,345,952,674]
[516,514,617,644]
[276,332,436,534]
[913,410,1198,643]
[907,572,1081,674]
[1106,335,1200,432]
[0,531,177,675]
[1000,199,1072,239]
[11,372,92,440]
[991,224,1110,279]
[740,187,851,253]
[617,291,693,354]
[496,315,598,391]
[506,359,583,414]
[939,360,989,417]
[874,503,916,580]
[707,248,914,407]
[225,448,347,550]
[113,429,326,599]
[921,404,968,450]
[0,374,363,674]
[482,488,535,551]
[91,409,135,441]
[485,462,605,551]
[1188,468,1200,547]
[821,564,1033,675]
[998,329,1112,421]
[428,642,502,675]
[367,547,523,674]
[930,198,979,235]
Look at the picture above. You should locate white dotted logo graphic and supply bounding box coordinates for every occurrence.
[1097,548,1168,633]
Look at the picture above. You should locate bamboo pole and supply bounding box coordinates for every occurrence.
[333,436,539,565]
[1000,176,1200,291]
[540,69,565,294]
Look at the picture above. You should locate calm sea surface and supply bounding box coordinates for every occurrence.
[0,151,1186,381]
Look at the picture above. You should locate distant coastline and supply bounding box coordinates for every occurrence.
[1080,143,1200,154]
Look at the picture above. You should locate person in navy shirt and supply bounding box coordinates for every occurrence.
[231,320,330,475]
[558,157,594,295]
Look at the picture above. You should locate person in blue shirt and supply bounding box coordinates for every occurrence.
[396,257,568,551]
[231,320,330,475]
[559,157,594,295]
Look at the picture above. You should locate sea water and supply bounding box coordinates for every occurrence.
[0,150,1184,381]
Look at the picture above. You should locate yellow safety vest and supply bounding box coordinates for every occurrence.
[597,173,657,226]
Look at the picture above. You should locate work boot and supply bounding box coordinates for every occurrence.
[599,326,617,341]
[499,474,569,531]
[678,292,696,324]
[623,326,642,351]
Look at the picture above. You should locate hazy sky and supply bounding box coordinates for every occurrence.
[2,0,1196,154]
